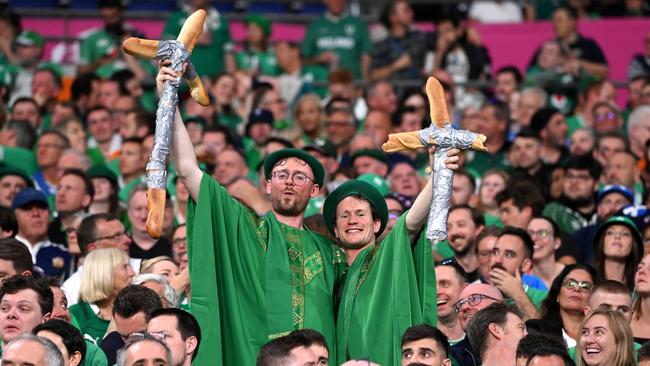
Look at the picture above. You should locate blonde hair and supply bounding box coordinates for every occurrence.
[576,308,635,366]
[140,256,176,275]
[79,248,130,303]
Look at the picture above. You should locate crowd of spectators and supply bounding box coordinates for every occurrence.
[0,0,650,365]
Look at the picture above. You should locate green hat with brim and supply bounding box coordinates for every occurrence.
[594,215,643,254]
[86,165,118,187]
[350,149,388,166]
[322,179,388,238]
[264,148,325,186]
[15,30,44,48]
[245,14,271,37]
[0,167,33,187]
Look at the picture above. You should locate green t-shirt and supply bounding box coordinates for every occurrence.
[504,286,547,310]
[464,149,511,177]
[163,10,233,77]
[235,49,280,76]
[0,147,39,175]
[301,14,371,79]
[300,65,329,99]
[218,111,243,131]
[79,29,117,65]
[543,201,597,234]
[82,341,109,366]
[69,301,110,345]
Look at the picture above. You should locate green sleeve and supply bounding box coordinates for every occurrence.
[81,341,109,366]
[0,146,38,175]
[78,34,94,65]
[301,22,318,58]
[338,215,425,365]
[358,19,372,54]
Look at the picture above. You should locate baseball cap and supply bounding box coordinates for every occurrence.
[597,184,634,204]
[303,138,337,159]
[15,30,44,48]
[12,187,48,210]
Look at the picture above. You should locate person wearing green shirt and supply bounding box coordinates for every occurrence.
[489,227,548,320]
[323,148,459,365]
[276,41,329,105]
[162,0,234,77]
[165,53,345,364]
[301,0,371,80]
[235,14,280,77]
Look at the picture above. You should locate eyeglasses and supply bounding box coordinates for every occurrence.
[121,331,147,343]
[149,331,169,341]
[565,173,593,182]
[92,232,127,242]
[562,279,593,292]
[527,229,551,239]
[173,237,187,245]
[452,294,501,313]
[388,210,402,220]
[595,111,617,123]
[271,170,314,186]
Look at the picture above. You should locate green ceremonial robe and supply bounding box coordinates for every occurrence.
[187,174,346,365]
[337,215,437,364]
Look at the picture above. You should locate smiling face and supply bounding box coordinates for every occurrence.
[447,208,482,256]
[456,284,503,331]
[579,314,617,366]
[333,196,380,250]
[266,157,319,217]
[527,218,558,261]
[435,265,465,319]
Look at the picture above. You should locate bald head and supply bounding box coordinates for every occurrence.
[457,283,504,331]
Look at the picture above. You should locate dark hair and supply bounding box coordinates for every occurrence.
[435,258,468,284]
[33,319,86,363]
[476,226,504,247]
[71,72,99,101]
[150,308,201,361]
[401,324,450,357]
[0,275,53,316]
[290,329,328,351]
[112,285,162,320]
[257,332,313,366]
[110,69,135,96]
[593,223,641,290]
[11,97,38,111]
[516,333,574,366]
[554,4,578,20]
[98,0,123,9]
[515,128,542,142]
[0,207,17,237]
[498,226,536,259]
[203,124,238,147]
[496,65,523,85]
[76,213,118,255]
[495,181,545,217]
[481,99,510,123]
[530,216,561,239]
[61,168,94,203]
[0,238,33,274]
[86,106,111,120]
[449,204,485,227]
[454,169,476,193]
[564,154,602,181]
[466,303,521,358]
[39,129,71,149]
[325,97,354,118]
[592,280,630,297]
[539,264,599,336]
[6,120,37,149]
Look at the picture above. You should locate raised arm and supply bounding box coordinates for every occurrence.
[156,64,203,201]
[405,148,460,234]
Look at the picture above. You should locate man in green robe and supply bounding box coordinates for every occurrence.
[322,149,459,365]
[166,58,345,364]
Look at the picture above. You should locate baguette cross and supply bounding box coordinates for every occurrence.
[382,77,488,240]
[122,10,210,238]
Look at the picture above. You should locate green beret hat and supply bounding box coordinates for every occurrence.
[0,167,33,187]
[245,14,271,37]
[594,215,643,254]
[86,165,118,186]
[264,148,325,186]
[357,173,390,196]
[350,149,388,166]
[323,179,388,238]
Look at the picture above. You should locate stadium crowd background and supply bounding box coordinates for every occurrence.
[1,0,650,365]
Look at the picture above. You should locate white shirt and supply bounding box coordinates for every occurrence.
[469,1,523,23]
[62,257,141,305]
[15,235,65,263]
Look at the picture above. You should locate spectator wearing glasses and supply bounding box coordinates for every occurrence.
[449,283,504,366]
[100,285,163,365]
[146,308,201,366]
[435,259,467,343]
[527,216,566,288]
[526,264,598,349]
[591,101,623,135]
[593,216,643,290]
[62,213,137,306]
[32,130,70,199]
[68,248,135,344]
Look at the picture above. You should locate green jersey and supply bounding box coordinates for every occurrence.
[301,14,371,79]
[235,49,280,76]
[69,301,110,345]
